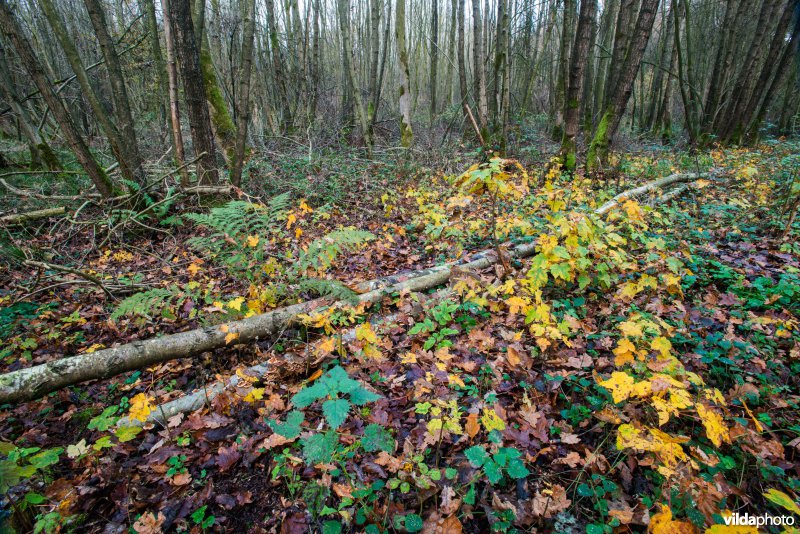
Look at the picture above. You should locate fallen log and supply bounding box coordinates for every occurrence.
[595,172,702,215]
[0,207,66,225]
[0,172,707,405]
[118,290,450,427]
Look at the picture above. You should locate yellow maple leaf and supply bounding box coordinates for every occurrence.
[619,320,644,338]
[620,282,641,299]
[356,322,379,344]
[648,504,697,533]
[225,331,240,344]
[243,388,265,403]
[480,407,506,433]
[597,371,635,403]
[299,199,313,213]
[505,296,529,315]
[622,200,643,221]
[295,227,303,240]
[448,374,465,388]
[246,235,259,247]
[651,336,672,358]
[187,263,201,276]
[695,403,730,448]
[316,337,336,355]
[129,393,154,423]
[613,339,637,366]
[400,352,417,364]
[227,297,246,312]
[286,213,297,229]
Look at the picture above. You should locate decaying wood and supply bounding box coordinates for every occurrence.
[0,207,66,225]
[0,172,707,405]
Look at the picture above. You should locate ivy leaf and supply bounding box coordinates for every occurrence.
[404,514,424,533]
[322,399,351,429]
[322,521,342,534]
[268,410,305,439]
[301,430,339,464]
[362,424,395,453]
[464,445,489,468]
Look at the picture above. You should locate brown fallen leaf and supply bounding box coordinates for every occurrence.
[133,511,166,534]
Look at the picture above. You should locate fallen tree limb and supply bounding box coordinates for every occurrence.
[0,207,66,225]
[0,172,707,405]
[23,260,117,300]
[595,172,703,215]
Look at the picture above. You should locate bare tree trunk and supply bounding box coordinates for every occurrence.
[160,0,190,185]
[40,0,140,186]
[560,0,597,170]
[168,0,219,184]
[231,0,255,187]
[430,0,439,125]
[0,0,116,197]
[0,44,61,171]
[338,0,374,153]
[553,0,576,140]
[593,0,619,126]
[83,0,147,185]
[396,0,413,147]
[472,0,489,139]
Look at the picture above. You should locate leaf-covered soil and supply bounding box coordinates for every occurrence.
[1,142,799,533]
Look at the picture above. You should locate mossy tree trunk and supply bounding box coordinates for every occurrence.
[559,0,596,171]
[0,0,116,197]
[169,0,220,184]
[586,0,659,173]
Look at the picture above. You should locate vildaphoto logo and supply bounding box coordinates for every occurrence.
[722,511,796,527]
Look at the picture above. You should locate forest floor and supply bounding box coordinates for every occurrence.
[0,139,799,533]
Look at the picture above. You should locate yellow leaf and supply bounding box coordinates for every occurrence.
[299,199,313,213]
[244,388,265,403]
[187,263,200,276]
[506,296,529,315]
[480,407,506,433]
[129,393,154,423]
[225,332,239,344]
[613,339,637,366]
[597,371,635,403]
[295,227,303,239]
[246,235,259,247]
[316,337,336,355]
[400,352,417,364]
[227,297,246,312]
[356,322,379,344]
[763,488,800,515]
[638,274,658,291]
[506,346,522,366]
[695,403,730,447]
[740,399,764,432]
[448,374,465,388]
[286,213,297,229]
[651,337,672,358]
[648,504,697,533]
[620,282,641,299]
[623,200,643,221]
[619,321,644,338]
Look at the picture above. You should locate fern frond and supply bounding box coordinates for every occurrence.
[297,278,360,305]
[111,287,179,322]
[185,193,291,254]
[295,228,375,273]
